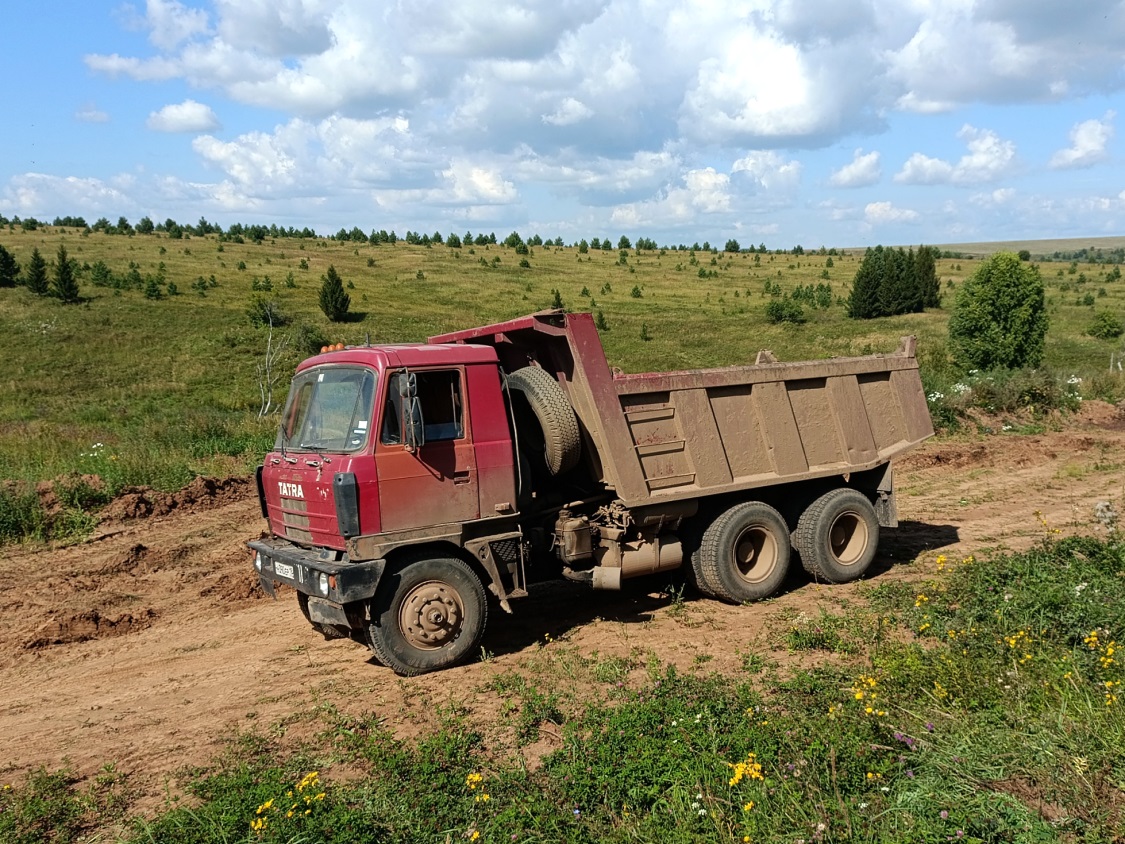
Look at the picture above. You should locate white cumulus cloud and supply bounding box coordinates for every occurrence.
[732,151,802,193]
[542,97,594,127]
[147,100,221,133]
[895,125,1016,185]
[143,0,210,50]
[865,201,919,224]
[1050,111,1115,169]
[970,187,1017,208]
[829,149,881,188]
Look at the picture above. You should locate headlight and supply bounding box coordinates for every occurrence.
[254,552,262,571]
[318,572,329,596]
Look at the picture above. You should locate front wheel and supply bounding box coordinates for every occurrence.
[365,554,488,676]
[694,501,791,603]
[794,488,879,583]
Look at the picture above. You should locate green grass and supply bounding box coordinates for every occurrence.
[4,530,1124,842]
[1,227,1124,543]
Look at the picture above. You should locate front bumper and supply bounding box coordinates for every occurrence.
[249,538,385,604]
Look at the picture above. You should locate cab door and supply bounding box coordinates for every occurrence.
[376,368,481,531]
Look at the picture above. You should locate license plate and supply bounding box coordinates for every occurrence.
[274,561,295,579]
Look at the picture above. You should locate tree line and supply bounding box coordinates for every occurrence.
[0,212,864,258]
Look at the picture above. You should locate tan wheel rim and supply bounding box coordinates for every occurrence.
[398,580,464,650]
[829,511,869,566]
[733,526,778,584]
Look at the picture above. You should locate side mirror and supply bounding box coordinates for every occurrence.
[399,372,425,452]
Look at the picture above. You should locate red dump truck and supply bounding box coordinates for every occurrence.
[250,310,933,675]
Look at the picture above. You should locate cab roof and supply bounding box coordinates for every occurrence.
[296,342,498,374]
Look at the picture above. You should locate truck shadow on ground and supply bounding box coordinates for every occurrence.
[474,519,960,660]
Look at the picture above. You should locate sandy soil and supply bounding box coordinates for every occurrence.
[1,403,1123,810]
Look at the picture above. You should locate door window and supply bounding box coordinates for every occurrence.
[382,370,464,444]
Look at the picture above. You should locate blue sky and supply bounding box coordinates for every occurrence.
[3,0,1124,248]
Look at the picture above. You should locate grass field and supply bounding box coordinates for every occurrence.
[0,226,1123,541]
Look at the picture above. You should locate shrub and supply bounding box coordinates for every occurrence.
[1088,310,1124,339]
[291,323,330,356]
[246,297,288,328]
[765,299,807,324]
[948,252,1047,370]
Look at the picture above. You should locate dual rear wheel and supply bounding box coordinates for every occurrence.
[690,488,880,604]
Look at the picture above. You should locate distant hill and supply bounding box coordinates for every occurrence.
[928,235,1125,258]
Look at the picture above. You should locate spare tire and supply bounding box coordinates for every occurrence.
[507,366,581,475]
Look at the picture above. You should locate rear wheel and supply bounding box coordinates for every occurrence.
[694,501,791,603]
[365,554,488,676]
[794,488,879,583]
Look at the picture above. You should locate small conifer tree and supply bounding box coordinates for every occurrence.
[25,247,49,295]
[0,244,19,287]
[52,244,80,303]
[319,264,351,322]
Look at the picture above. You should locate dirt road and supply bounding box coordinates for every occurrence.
[1,405,1123,809]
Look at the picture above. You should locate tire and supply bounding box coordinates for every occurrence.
[695,501,791,603]
[682,519,720,599]
[686,551,720,599]
[507,366,581,475]
[365,554,488,676]
[794,488,879,584]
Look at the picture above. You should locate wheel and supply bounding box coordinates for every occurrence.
[507,366,581,475]
[365,554,488,676]
[794,488,879,583]
[695,501,791,603]
[681,519,720,599]
[686,551,720,599]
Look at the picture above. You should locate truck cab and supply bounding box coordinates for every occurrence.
[251,341,529,676]
[259,343,517,547]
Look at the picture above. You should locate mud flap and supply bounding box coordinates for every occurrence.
[875,463,897,528]
[257,572,276,598]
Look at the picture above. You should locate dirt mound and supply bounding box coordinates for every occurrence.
[900,443,991,470]
[24,608,158,649]
[100,476,254,523]
[1074,398,1125,429]
[200,569,270,602]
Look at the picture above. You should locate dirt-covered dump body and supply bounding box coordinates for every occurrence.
[431,310,933,508]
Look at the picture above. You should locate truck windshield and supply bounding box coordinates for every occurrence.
[277,366,376,453]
